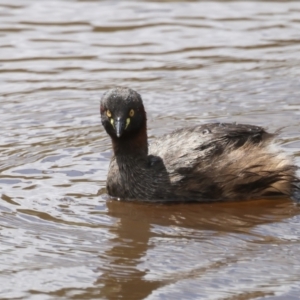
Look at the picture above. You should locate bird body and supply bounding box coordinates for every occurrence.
[100,87,299,202]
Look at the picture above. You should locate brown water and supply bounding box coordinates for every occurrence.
[0,1,300,299]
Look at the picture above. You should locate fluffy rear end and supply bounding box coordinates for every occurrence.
[215,141,299,200]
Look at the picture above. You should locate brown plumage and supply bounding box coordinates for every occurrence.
[100,87,300,202]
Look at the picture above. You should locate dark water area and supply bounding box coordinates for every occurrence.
[0,1,300,299]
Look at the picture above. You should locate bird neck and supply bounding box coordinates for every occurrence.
[111,125,148,158]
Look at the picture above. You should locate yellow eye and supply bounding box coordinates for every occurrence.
[129,109,135,117]
[106,110,112,118]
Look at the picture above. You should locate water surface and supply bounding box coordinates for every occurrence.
[0,1,300,299]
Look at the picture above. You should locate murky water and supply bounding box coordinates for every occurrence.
[0,1,300,299]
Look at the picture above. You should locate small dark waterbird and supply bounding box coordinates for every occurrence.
[100,87,300,202]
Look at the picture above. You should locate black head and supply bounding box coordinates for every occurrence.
[100,87,147,139]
